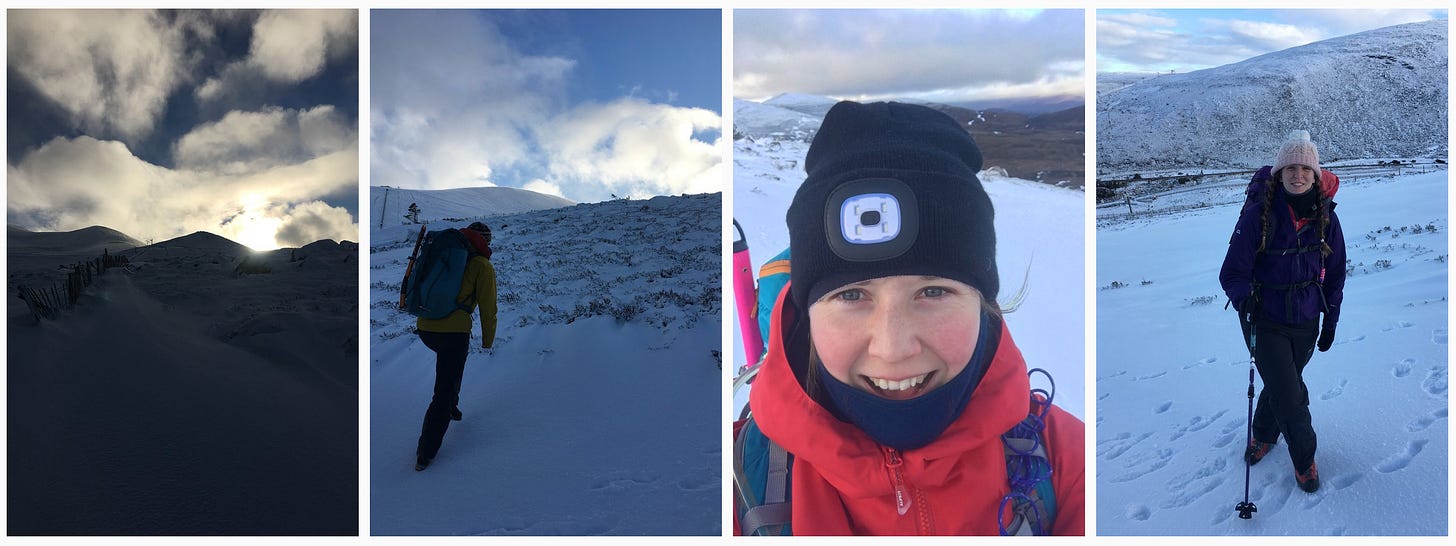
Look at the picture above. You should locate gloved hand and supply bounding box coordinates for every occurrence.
[1235,294,1258,317]
[1317,325,1336,352]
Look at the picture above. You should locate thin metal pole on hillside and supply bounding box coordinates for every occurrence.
[379,187,389,229]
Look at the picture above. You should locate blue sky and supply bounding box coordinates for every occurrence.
[735,9,1084,105]
[1098,9,1448,73]
[7,10,359,250]
[372,10,723,202]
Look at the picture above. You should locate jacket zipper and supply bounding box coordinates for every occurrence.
[881,447,911,516]
[881,446,934,534]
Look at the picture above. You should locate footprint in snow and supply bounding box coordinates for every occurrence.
[1347,334,1367,344]
[1327,526,1347,536]
[1432,329,1448,345]
[1110,448,1174,483]
[1171,409,1227,441]
[1393,358,1415,378]
[1375,439,1428,473]
[1406,407,1448,432]
[1329,472,1363,490]
[1382,320,1415,332]
[1212,431,1238,449]
[676,474,718,491]
[1153,401,1173,414]
[1183,356,1217,370]
[589,470,660,491]
[1097,432,1152,461]
[1421,367,1448,398]
[1125,504,1152,521]
[1136,371,1168,381]
[1319,379,1348,401]
[1098,392,1110,401]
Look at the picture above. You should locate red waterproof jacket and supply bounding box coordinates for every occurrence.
[739,285,1085,535]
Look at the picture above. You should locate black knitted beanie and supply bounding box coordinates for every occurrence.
[787,100,998,312]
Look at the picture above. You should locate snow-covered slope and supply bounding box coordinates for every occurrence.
[1096,168,1448,535]
[7,229,358,534]
[1098,20,1448,173]
[763,92,842,118]
[369,185,575,227]
[369,193,721,535]
[733,98,823,142]
[731,107,1086,423]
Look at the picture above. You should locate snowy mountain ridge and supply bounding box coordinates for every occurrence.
[369,185,575,227]
[1098,20,1448,173]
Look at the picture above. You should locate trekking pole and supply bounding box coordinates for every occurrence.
[1236,313,1258,520]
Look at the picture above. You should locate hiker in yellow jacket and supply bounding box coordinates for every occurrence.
[416,221,497,471]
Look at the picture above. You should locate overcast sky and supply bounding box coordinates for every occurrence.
[734,9,1084,104]
[7,9,358,251]
[1098,9,1448,74]
[371,9,722,203]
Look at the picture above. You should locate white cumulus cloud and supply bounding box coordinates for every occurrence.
[536,99,723,201]
[7,10,189,141]
[248,10,356,83]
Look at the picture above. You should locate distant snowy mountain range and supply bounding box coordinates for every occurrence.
[1098,20,1448,173]
[735,92,1086,188]
[369,185,575,227]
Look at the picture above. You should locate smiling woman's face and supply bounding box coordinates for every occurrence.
[808,275,982,401]
[1282,164,1316,195]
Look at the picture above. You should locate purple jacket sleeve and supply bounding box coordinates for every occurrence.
[1321,209,1346,328]
[1219,202,1261,308]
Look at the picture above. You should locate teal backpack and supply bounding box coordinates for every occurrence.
[403,229,476,320]
[733,371,1060,536]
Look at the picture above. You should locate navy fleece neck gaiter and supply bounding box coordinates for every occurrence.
[817,311,993,451]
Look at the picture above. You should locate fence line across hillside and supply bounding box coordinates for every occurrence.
[17,248,130,323]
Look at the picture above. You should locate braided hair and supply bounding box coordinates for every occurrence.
[1259,167,1332,257]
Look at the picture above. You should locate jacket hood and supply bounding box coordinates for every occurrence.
[1251,165,1340,200]
[748,282,1031,500]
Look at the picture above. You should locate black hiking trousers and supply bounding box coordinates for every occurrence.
[417,330,469,460]
[1240,315,1320,473]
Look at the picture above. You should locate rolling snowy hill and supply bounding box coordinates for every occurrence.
[369,192,722,535]
[1097,20,1448,173]
[7,228,358,534]
[731,100,1086,424]
[1096,167,1448,535]
[369,185,575,227]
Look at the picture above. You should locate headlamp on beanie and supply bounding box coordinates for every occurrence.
[827,178,919,261]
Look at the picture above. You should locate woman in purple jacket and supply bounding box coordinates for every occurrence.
[1219,130,1346,493]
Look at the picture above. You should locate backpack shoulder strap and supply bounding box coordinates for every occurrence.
[733,416,793,536]
[999,395,1058,536]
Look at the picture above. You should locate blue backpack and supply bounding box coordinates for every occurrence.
[734,374,1059,536]
[403,229,476,320]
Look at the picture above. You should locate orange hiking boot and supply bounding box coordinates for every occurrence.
[1296,462,1320,492]
[1244,439,1274,465]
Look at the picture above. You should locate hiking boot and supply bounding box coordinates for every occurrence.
[1296,462,1320,492]
[1244,439,1274,465]
[450,407,463,421]
[415,455,433,471]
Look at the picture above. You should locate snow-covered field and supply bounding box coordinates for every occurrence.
[7,227,358,535]
[1096,168,1449,535]
[368,192,722,535]
[731,99,1086,422]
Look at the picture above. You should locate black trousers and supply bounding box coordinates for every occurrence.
[416,330,469,460]
[1240,315,1320,472]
